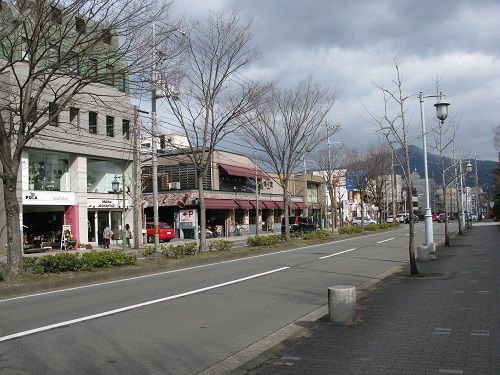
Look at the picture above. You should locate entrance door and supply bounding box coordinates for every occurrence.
[97,211,109,245]
[88,211,96,242]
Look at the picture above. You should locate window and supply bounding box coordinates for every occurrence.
[119,75,126,92]
[28,150,70,192]
[68,52,79,74]
[87,159,124,193]
[307,183,318,203]
[70,107,79,129]
[122,119,130,140]
[47,43,59,67]
[102,29,112,44]
[51,6,62,24]
[89,111,97,134]
[49,102,58,126]
[21,37,30,61]
[26,98,37,123]
[75,17,85,33]
[89,58,98,78]
[106,64,114,86]
[106,115,114,137]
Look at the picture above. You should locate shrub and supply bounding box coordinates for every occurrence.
[37,252,83,273]
[209,239,233,252]
[81,250,136,270]
[247,234,284,247]
[22,256,38,272]
[338,226,363,234]
[301,229,332,240]
[143,246,157,260]
[184,242,198,255]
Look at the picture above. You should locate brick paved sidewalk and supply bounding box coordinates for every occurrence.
[242,222,500,375]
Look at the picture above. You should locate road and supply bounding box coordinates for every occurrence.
[0,222,452,374]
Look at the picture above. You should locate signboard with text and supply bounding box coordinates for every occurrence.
[179,209,197,229]
[22,191,76,206]
[87,198,128,209]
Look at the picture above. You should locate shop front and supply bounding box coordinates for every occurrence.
[22,190,77,251]
[87,197,129,246]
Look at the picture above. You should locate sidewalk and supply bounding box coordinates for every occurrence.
[241,222,500,375]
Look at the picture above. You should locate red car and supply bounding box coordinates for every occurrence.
[146,222,175,243]
[432,213,440,222]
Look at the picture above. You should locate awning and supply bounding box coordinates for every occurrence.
[219,163,269,180]
[294,201,307,209]
[249,200,267,209]
[204,199,239,209]
[236,200,253,209]
[275,201,285,209]
[263,201,278,209]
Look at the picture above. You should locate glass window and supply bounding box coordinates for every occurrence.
[122,119,130,140]
[70,107,79,129]
[49,102,58,126]
[28,150,70,191]
[307,183,318,203]
[89,111,97,134]
[87,159,124,193]
[106,115,114,137]
[75,17,85,34]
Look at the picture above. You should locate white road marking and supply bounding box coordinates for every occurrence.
[318,248,357,259]
[0,267,289,343]
[376,238,394,244]
[1,228,408,303]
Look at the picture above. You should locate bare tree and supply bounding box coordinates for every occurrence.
[364,141,392,223]
[364,59,418,275]
[0,0,180,276]
[430,112,459,246]
[344,149,371,226]
[244,77,337,240]
[160,9,267,252]
[312,133,344,233]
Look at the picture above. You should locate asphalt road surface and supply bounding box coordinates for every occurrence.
[0,222,452,374]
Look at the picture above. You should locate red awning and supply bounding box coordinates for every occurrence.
[236,200,253,209]
[275,201,285,209]
[249,200,267,209]
[204,199,239,209]
[219,163,269,180]
[263,201,278,209]
[294,201,307,209]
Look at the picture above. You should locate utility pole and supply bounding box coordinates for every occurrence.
[254,149,259,236]
[474,153,479,220]
[151,23,160,250]
[391,150,396,223]
[132,106,148,249]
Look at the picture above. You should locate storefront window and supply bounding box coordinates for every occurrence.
[28,150,70,191]
[87,159,124,193]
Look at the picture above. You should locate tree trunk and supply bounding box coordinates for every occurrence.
[283,180,291,241]
[4,174,23,277]
[442,184,450,246]
[332,180,338,230]
[197,174,207,252]
[329,184,335,233]
[360,192,365,228]
[404,146,418,275]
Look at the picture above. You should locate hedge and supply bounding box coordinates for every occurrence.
[22,250,137,274]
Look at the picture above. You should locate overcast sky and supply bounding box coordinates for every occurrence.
[172,0,500,161]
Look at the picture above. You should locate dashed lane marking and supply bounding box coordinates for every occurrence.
[318,248,357,259]
[376,238,394,244]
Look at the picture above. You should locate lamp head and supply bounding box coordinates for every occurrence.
[434,95,450,122]
[466,161,473,173]
[111,175,120,192]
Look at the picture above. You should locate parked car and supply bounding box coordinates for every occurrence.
[432,213,440,222]
[281,216,317,233]
[386,216,397,223]
[404,214,419,224]
[396,213,408,223]
[438,213,447,223]
[146,222,175,243]
[352,216,376,225]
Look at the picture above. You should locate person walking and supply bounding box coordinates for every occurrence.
[125,224,132,248]
[103,225,113,249]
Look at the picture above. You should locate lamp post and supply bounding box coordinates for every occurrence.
[465,160,473,228]
[419,91,450,255]
[112,174,127,251]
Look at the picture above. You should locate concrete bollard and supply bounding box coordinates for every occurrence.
[417,246,430,262]
[328,285,356,323]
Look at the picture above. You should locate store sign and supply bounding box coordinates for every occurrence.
[87,198,125,209]
[22,191,76,205]
[179,209,197,229]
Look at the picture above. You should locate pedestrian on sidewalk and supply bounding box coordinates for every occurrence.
[103,225,113,249]
[125,224,132,248]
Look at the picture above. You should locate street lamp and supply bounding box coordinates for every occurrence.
[112,174,127,251]
[419,91,450,255]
